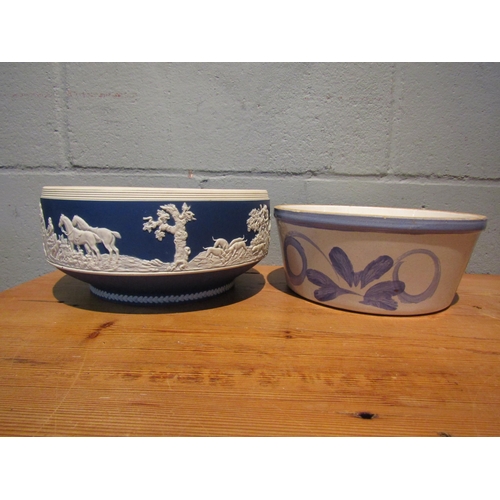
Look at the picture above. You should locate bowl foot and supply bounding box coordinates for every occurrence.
[89,281,234,304]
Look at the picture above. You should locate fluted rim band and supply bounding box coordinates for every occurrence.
[42,186,269,202]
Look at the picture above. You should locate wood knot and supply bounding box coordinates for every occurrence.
[356,412,378,420]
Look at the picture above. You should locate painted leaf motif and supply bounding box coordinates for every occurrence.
[306,269,355,302]
[360,280,405,311]
[328,247,355,287]
[355,255,394,288]
[306,268,336,288]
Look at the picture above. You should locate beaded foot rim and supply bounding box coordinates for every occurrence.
[89,281,235,304]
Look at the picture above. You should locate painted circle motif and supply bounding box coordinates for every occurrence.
[283,235,307,286]
[392,249,441,304]
[281,229,444,313]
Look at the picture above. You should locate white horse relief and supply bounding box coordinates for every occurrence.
[72,215,121,256]
[41,202,269,274]
[58,214,102,258]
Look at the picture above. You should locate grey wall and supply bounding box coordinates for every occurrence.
[1,62,499,291]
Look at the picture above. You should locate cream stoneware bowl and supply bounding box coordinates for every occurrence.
[40,186,270,304]
[274,205,487,315]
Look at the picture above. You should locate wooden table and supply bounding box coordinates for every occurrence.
[1,266,499,436]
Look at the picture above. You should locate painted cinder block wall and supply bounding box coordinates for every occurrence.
[1,62,499,292]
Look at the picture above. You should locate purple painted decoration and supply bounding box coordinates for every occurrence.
[360,280,406,311]
[329,247,394,289]
[283,231,440,312]
[328,247,356,287]
[306,269,357,302]
[356,255,394,288]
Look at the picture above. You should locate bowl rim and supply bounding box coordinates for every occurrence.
[274,204,487,233]
[41,186,269,202]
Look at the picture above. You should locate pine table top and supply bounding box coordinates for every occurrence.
[1,266,499,436]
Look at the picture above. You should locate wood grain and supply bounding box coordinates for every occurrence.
[1,266,499,436]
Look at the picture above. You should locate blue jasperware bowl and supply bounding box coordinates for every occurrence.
[40,186,270,304]
[274,204,487,315]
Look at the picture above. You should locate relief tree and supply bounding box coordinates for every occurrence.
[247,204,270,255]
[143,203,196,269]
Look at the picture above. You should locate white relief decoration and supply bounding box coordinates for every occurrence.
[71,215,121,256]
[90,281,235,304]
[40,202,270,273]
[142,202,196,270]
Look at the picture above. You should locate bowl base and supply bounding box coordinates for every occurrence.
[89,281,234,305]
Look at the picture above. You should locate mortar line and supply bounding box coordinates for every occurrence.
[1,165,499,185]
[386,63,397,176]
[53,62,72,169]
